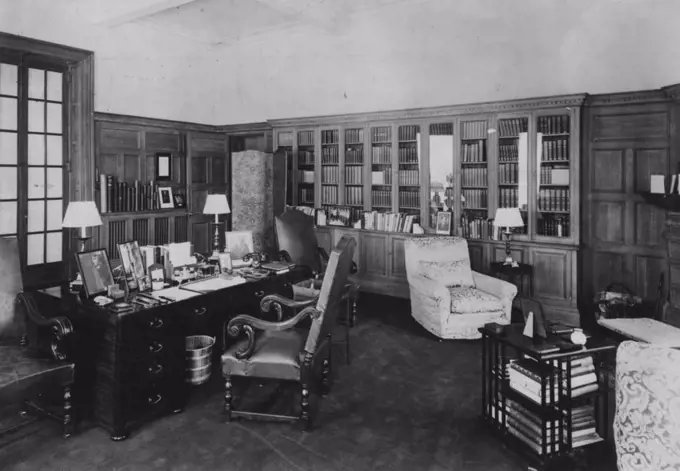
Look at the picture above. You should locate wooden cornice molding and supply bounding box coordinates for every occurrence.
[94,112,219,133]
[585,89,669,107]
[215,122,272,134]
[267,93,588,128]
[662,83,680,101]
[0,32,92,63]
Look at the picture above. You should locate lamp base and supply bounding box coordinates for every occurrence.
[503,230,514,265]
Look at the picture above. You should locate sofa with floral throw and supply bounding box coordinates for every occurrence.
[404,236,517,340]
[614,341,680,471]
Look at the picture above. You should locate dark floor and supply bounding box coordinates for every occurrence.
[0,294,617,471]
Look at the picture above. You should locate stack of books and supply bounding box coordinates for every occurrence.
[504,397,560,455]
[559,354,599,398]
[565,404,603,448]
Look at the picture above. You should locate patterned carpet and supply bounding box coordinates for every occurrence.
[0,294,616,471]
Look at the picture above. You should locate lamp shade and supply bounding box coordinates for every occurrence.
[61,201,103,228]
[494,207,524,228]
[203,194,231,215]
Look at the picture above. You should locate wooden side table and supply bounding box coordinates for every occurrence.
[490,261,533,298]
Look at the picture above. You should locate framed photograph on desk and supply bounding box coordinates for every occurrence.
[76,249,115,298]
[225,230,254,268]
[118,240,150,291]
[157,187,174,209]
[435,211,452,235]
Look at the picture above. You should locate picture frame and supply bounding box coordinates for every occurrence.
[117,240,150,291]
[155,152,172,181]
[172,193,186,208]
[157,187,175,209]
[224,230,254,267]
[75,248,116,299]
[435,211,452,235]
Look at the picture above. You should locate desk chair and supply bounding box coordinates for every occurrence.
[221,235,356,430]
[0,237,76,440]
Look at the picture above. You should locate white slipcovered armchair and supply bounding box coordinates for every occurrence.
[404,236,517,340]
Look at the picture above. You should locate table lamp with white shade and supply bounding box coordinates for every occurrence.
[494,207,524,265]
[61,200,103,253]
[203,193,231,258]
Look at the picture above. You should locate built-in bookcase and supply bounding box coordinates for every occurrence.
[497,117,529,235]
[398,124,421,215]
[297,130,315,207]
[321,129,339,207]
[537,115,571,238]
[370,125,392,211]
[460,119,489,239]
[277,131,294,207]
[344,127,364,208]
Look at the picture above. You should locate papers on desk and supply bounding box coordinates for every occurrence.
[150,286,201,301]
[180,276,247,294]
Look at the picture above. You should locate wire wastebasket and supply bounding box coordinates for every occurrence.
[185,335,215,386]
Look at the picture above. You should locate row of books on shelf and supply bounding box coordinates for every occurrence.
[499,144,520,162]
[346,148,363,164]
[363,211,417,233]
[98,175,181,214]
[371,127,391,142]
[321,146,340,163]
[538,215,570,238]
[540,138,569,161]
[346,129,364,144]
[538,116,570,135]
[462,140,486,163]
[398,190,420,209]
[498,163,521,185]
[397,169,419,186]
[371,145,392,164]
[497,118,528,138]
[345,166,363,185]
[371,170,392,185]
[462,167,488,187]
[371,189,391,208]
[321,129,339,145]
[461,189,488,210]
[538,189,570,213]
[298,150,315,165]
[540,166,569,185]
[461,121,488,140]
[298,131,314,146]
[298,188,314,205]
[320,185,339,205]
[298,170,315,184]
[321,166,340,184]
[397,145,419,163]
[397,125,419,141]
[345,186,363,206]
[499,190,526,209]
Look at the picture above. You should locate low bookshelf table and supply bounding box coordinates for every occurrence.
[479,324,617,471]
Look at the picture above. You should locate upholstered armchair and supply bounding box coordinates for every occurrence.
[221,235,356,430]
[0,237,76,439]
[404,236,517,340]
[614,341,680,471]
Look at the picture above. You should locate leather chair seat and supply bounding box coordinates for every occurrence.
[0,346,75,394]
[222,329,308,381]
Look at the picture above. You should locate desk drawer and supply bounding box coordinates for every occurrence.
[122,379,177,421]
[122,353,175,385]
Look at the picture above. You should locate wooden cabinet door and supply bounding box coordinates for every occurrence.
[531,247,573,304]
[360,232,388,278]
[388,235,408,280]
[467,241,486,273]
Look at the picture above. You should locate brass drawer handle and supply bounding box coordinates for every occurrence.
[148,363,164,375]
[149,341,164,354]
[193,307,207,316]
[149,317,164,329]
[255,290,265,297]
[148,393,162,405]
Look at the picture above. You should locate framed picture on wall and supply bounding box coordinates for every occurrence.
[155,152,172,181]
[435,211,452,235]
[157,187,175,209]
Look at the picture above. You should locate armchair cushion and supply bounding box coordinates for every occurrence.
[0,346,74,394]
[449,287,504,314]
[222,328,307,381]
[409,237,475,288]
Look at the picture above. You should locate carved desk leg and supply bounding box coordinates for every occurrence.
[224,375,233,422]
[63,385,73,439]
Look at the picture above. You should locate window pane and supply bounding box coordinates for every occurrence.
[0,131,17,164]
[46,135,62,165]
[27,200,45,232]
[46,167,62,198]
[28,68,45,100]
[0,97,17,130]
[28,134,45,165]
[28,167,45,199]
[0,64,18,97]
[46,199,63,230]
[0,201,17,235]
[0,165,17,199]
[27,233,45,265]
[46,231,62,263]
[46,71,63,102]
[28,101,44,132]
[46,103,62,134]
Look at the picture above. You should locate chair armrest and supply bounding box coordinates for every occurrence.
[260,293,317,321]
[16,292,74,361]
[407,273,452,316]
[225,306,320,359]
[472,271,518,321]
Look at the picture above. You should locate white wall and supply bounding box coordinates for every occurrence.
[1,0,679,125]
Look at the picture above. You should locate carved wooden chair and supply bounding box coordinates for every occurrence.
[275,207,359,363]
[221,235,356,430]
[0,237,76,440]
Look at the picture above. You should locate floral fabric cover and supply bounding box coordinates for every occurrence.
[448,287,504,314]
[409,236,475,288]
[614,341,680,471]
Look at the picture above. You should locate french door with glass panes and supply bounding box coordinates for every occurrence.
[0,55,68,288]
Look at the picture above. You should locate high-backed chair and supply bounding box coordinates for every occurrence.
[275,207,358,362]
[614,341,680,471]
[404,236,517,340]
[0,237,76,439]
[221,235,356,430]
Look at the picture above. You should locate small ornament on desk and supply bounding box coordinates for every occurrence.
[523,311,547,340]
[218,252,233,275]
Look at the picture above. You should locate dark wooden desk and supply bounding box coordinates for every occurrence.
[35,267,310,441]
